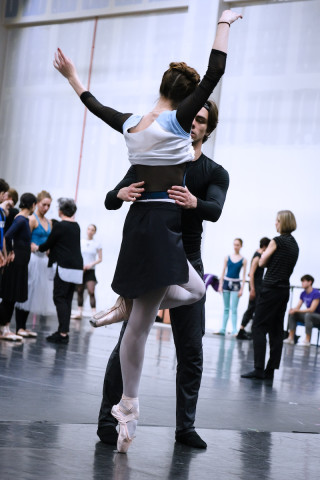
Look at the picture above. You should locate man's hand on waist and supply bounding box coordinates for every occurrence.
[168,186,197,209]
[117,181,145,202]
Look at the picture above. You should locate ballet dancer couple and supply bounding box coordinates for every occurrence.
[54,9,243,453]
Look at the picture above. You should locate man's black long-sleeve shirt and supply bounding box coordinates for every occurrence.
[105,153,229,256]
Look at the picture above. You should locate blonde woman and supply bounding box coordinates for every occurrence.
[241,211,299,380]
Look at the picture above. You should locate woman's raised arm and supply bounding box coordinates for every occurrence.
[53,48,86,97]
[213,9,243,53]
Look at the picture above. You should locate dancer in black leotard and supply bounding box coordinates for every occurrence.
[54,9,242,453]
[0,193,37,342]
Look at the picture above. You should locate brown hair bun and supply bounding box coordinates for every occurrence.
[159,62,200,108]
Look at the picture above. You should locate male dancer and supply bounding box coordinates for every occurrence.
[97,101,229,449]
[236,237,270,340]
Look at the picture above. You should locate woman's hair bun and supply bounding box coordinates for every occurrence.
[159,61,200,107]
[169,62,200,85]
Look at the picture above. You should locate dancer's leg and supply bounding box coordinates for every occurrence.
[77,283,85,307]
[91,262,204,328]
[113,287,166,450]
[160,262,205,310]
[220,291,230,334]
[230,291,240,335]
[87,280,96,309]
[120,287,167,397]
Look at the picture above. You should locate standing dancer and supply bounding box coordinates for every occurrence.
[96,100,229,449]
[15,190,55,336]
[72,224,102,319]
[35,198,83,344]
[0,193,37,341]
[54,9,242,452]
[241,211,299,380]
[236,237,270,340]
[216,238,247,335]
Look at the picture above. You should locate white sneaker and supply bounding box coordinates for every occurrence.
[283,338,294,345]
[299,339,310,347]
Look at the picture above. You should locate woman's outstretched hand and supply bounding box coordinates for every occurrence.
[219,9,243,25]
[53,48,77,80]
[53,48,86,96]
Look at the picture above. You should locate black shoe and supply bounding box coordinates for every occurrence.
[47,332,69,344]
[97,425,118,445]
[264,368,274,380]
[175,431,207,449]
[241,369,264,379]
[236,329,251,340]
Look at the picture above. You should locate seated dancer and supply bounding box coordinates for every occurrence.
[54,9,242,453]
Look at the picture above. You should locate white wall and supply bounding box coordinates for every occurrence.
[0,0,319,333]
[202,0,320,331]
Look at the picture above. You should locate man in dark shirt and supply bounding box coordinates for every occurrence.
[97,101,229,449]
[236,237,270,340]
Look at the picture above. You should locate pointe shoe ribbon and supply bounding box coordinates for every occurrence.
[89,296,132,328]
[111,404,139,454]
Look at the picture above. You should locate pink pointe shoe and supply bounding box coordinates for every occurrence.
[111,402,139,454]
[89,296,132,328]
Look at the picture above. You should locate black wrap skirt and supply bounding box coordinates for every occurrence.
[111,201,189,298]
[83,269,97,284]
[0,247,30,302]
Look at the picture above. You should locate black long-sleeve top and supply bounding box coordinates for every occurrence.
[5,215,31,252]
[80,49,226,135]
[105,154,229,255]
[38,221,83,270]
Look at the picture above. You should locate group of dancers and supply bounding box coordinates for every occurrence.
[0,188,102,343]
[0,9,301,454]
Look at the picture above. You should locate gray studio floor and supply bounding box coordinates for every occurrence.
[0,312,319,480]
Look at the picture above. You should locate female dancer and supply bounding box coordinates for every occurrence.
[72,224,102,319]
[217,238,247,335]
[15,190,55,337]
[35,198,83,344]
[54,9,242,452]
[242,211,299,380]
[0,193,37,341]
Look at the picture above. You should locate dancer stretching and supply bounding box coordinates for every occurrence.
[54,9,242,453]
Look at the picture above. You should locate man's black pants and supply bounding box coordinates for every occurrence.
[98,255,205,434]
[252,286,289,371]
[241,282,263,328]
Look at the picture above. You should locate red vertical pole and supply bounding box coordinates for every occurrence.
[75,17,98,202]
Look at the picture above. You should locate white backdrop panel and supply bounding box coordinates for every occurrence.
[202,0,320,332]
[0,0,319,335]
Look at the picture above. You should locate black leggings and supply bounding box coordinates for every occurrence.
[15,307,29,331]
[77,281,96,308]
[0,300,15,326]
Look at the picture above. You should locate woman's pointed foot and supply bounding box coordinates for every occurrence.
[89,297,132,328]
[111,397,139,454]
